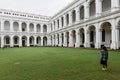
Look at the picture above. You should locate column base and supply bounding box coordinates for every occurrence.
[84,43,90,48]
[95,43,101,49]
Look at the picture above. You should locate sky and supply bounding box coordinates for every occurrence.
[0,0,74,16]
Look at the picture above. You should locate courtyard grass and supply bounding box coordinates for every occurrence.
[0,47,120,80]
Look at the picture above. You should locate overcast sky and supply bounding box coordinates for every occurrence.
[0,0,74,16]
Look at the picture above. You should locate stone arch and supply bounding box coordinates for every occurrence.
[88,25,96,48]
[72,30,76,47]
[43,36,47,46]
[102,0,111,12]
[80,28,85,47]
[4,35,10,47]
[36,36,41,46]
[4,21,10,31]
[66,14,69,25]
[13,22,19,31]
[101,22,112,47]
[72,10,76,23]
[22,36,27,47]
[89,0,95,17]
[80,5,84,20]
[43,24,47,33]
[36,24,41,32]
[22,22,27,32]
[13,36,19,47]
[29,23,34,32]
[29,36,34,46]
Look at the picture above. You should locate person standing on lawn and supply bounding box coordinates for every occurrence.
[100,45,108,70]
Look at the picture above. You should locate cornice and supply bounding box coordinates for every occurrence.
[50,10,120,35]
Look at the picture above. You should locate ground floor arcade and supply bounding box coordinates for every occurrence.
[50,20,120,49]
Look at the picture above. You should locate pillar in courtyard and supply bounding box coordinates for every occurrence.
[84,27,90,48]
[75,29,80,48]
[34,23,37,33]
[1,35,4,48]
[69,30,74,47]
[95,0,102,17]
[68,11,72,26]
[27,36,30,47]
[111,19,117,49]
[10,35,14,47]
[1,20,4,32]
[41,36,43,46]
[19,36,22,47]
[84,2,89,20]
[95,23,102,49]
[19,22,22,32]
[47,36,51,46]
[63,32,67,47]
[34,36,37,46]
[111,0,119,12]
[59,33,62,47]
[10,21,13,32]
[59,18,62,29]
[116,27,120,49]
[75,7,80,23]
[27,22,29,33]
[41,24,43,33]
[55,34,58,46]
[63,15,67,27]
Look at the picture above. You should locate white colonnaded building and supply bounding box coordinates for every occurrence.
[0,0,120,49]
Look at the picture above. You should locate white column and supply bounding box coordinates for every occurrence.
[10,21,13,32]
[54,20,57,30]
[19,22,22,32]
[34,23,37,33]
[75,29,80,47]
[19,36,22,47]
[84,27,90,48]
[111,0,119,12]
[95,23,102,49]
[27,22,29,33]
[1,20,4,31]
[47,36,51,46]
[75,7,80,23]
[111,19,117,49]
[69,30,74,47]
[63,32,67,47]
[84,2,89,20]
[52,35,54,46]
[55,34,58,46]
[1,35,4,48]
[10,35,14,47]
[59,18,62,29]
[95,0,102,17]
[68,11,72,26]
[59,33,62,46]
[27,36,30,47]
[63,15,67,27]
[41,24,43,33]
[116,28,120,49]
[34,36,37,46]
[41,36,43,46]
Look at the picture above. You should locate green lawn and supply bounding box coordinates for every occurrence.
[0,47,120,80]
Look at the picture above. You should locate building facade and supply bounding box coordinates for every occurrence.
[0,9,50,48]
[0,0,120,49]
